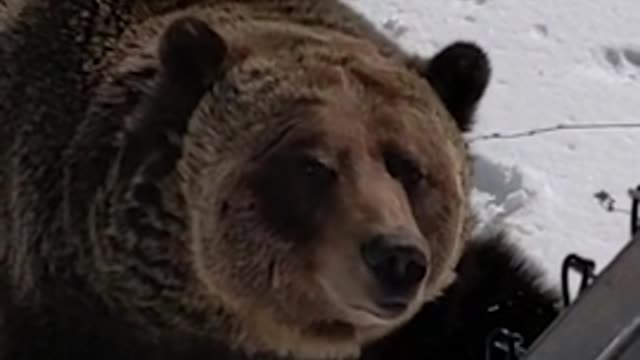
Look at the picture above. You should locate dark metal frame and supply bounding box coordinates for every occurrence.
[487,184,640,360]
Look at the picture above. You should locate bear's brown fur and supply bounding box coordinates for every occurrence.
[0,2,557,360]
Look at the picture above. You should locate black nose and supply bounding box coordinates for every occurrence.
[360,234,428,301]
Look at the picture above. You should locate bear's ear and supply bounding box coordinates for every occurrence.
[158,16,228,92]
[417,42,491,132]
[117,16,227,182]
[137,15,227,138]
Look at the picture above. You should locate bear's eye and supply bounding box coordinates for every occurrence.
[299,156,337,188]
[384,151,424,190]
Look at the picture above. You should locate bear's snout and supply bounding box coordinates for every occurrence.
[360,233,428,316]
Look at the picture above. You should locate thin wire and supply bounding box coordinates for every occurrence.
[469,122,640,143]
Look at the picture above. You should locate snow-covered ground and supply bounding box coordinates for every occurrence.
[346,0,640,285]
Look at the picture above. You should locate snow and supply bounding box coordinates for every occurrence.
[345,0,640,285]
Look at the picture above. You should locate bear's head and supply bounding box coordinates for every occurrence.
[91,14,490,360]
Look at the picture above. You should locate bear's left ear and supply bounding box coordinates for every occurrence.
[116,16,227,182]
[415,42,491,132]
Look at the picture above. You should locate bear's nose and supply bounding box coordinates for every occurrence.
[360,234,428,312]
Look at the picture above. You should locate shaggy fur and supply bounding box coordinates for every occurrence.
[0,1,559,359]
[0,233,560,360]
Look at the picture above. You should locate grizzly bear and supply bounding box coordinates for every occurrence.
[0,1,560,359]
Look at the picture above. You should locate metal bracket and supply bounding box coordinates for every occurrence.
[561,253,597,307]
[630,185,640,237]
